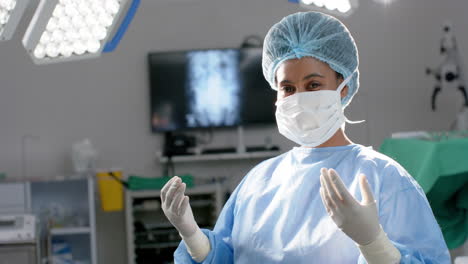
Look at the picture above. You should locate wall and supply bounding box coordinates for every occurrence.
[1,0,468,262]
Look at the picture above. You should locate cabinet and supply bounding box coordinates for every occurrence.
[0,182,31,214]
[0,245,37,264]
[0,177,97,264]
[30,177,97,264]
[125,184,223,264]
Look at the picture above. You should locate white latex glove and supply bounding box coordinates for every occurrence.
[161,176,210,262]
[319,168,401,264]
[161,176,198,237]
[319,168,380,245]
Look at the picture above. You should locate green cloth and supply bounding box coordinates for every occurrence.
[380,138,468,249]
[128,174,194,190]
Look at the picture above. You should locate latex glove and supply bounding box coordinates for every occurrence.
[161,176,197,237]
[161,176,211,262]
[319,168,380,245]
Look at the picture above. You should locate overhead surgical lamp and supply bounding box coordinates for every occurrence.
[372,0,397,5]
[0,0,30,41]
[22,0,140,64]
[288,0,359,17]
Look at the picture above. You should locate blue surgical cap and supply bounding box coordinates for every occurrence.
[262,11,359,108]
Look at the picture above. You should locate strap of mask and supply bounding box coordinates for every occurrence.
[345,117,365,124]
[337,72,354,93]
[338,72,366,124]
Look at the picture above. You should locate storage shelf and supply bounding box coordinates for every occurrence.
[128,183,221,198]
[140,222,174,229]
[133,207,160,213]
[136,229,177,236]
[50,227,91,236]
[127,183,223,264]
[136,241,180,249]
[133,199,211,213]
[158,150,281,163]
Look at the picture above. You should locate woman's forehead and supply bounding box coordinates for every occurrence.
[276,57,334,81]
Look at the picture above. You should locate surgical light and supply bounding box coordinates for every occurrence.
[0,0,30,41]
[311,0,325,7]
[288,0,358,17]
[22,0,140,64]
[372,0,397,5]
[305,0,356,16]
[301,0,314,5]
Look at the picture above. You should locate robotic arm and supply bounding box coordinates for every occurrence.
[426,22,468,111]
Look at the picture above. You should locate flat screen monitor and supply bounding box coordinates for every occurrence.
[148,48,276,132]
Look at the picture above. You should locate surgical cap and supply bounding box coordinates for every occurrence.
[262,11,359,108]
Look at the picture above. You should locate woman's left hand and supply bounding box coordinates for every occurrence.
[319,168,382,245]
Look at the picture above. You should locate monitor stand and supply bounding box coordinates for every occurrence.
[170,126,280,156]
[202,126,246,154]
[236,126,279,153]
[236,126,246,154]
[237,126,279,154]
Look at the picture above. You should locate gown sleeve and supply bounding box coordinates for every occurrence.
[173,176,248,264]
[357,165,451,264]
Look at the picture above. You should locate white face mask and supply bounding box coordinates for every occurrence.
[275,74,353,147]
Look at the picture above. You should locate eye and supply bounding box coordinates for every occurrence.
[308,82,321,90]
[281,86,295,94]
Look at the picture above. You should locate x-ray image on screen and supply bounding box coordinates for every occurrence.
[149,48,276,132]
[185,50,240,127]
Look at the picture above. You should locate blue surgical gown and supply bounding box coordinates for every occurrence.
[174,144,451,263]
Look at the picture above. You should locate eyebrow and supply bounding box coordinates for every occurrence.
[278,73,325,85]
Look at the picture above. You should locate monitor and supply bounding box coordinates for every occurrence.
[148,48,276,132]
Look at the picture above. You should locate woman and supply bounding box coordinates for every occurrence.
[161,11,451,263]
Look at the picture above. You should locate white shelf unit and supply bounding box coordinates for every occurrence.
[158,150,281,163]
[30,177,97,264]
[50,227,91,236]
[126,184,223,264]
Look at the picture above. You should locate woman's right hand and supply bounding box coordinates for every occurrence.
[161,176,198,237]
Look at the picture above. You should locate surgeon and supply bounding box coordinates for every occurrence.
[161,11,451,263]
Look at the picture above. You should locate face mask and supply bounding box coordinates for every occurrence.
[275,74,354,147]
